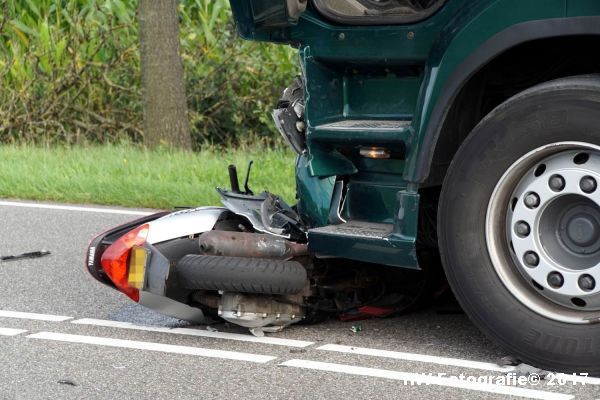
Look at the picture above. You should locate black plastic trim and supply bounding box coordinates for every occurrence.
[415,16,600,182]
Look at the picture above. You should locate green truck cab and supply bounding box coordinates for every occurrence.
[230,0,600,373]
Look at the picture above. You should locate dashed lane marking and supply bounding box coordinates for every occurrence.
[0,310,72,322]
[0,201,152,216]
[318,344,513,373]
[0,316,588,400]
[280,359,574,400]
[71,318,314,348]
[318,344,600,386]
[27,331,276,363]
[3,309,598,387]
[0,327,27,336]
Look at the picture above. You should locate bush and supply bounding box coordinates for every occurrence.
[181,1,298,147]
[0,0,297,147]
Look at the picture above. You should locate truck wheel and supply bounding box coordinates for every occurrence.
[439,75,600,374]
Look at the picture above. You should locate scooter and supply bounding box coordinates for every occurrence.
[86,158,437,334]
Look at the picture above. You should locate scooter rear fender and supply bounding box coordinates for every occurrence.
[85,207,228,323]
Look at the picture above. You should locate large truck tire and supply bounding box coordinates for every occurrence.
[439,75,600,374]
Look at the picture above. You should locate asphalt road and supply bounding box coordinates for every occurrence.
[0,200,598,400]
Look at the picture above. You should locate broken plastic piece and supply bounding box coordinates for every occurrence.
[497,355,521,366]
[57,379,78,387]
[249,325,287,337]
[1,250,51,262]
[512,364,550,378]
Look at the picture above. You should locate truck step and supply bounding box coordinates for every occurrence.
[318,119,410,131]
[311,119,411,144]
[308,221,393,239]
[307,220,418,269]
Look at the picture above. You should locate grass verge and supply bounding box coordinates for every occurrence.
[0,145,296,209]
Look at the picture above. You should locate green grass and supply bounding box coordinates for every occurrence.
[0,145,297,209]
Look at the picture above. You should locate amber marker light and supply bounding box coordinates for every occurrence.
[128,245,148,290]
[359,146,391,159]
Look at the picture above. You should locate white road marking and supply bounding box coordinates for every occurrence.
[71,318,314,348]
[0,327,27,336]
[0,310,72,322]
[0,201,152,216]
[0,308,596,387]
[318,344,513,373]
[281,359,574,400]
[28,332,276,363]
[319,344,600,386]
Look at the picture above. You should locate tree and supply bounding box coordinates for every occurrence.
[138,0,192,149]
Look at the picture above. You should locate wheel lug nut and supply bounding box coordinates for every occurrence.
[578,274,596,291]
[580,176,597,194]
[523,251,539,267]
[549,175,565,191]
[515,221,530,237]
[524,192,540,208]
[547,272,564,288]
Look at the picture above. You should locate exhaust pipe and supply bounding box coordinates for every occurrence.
[176,254,307,295]
[198,231,308,260]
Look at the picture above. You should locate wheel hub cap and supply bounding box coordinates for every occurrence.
[564,210,600,249]
[508,149,600,311]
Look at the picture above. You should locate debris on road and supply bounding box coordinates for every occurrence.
[497,355,521,366]
[57,379,78,387]
[1,250,51,262]
[350,324,362,333]
[249,325,286,337]
[512,364,550,379]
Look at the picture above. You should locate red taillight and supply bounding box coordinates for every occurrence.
[100,224,149,302]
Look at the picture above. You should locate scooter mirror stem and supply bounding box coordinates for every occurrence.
[228,164,241,193]
[243,160,254,196]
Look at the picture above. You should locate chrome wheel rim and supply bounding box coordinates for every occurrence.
[486,142,600,324]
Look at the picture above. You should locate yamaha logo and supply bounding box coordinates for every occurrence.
[88,246,96,266]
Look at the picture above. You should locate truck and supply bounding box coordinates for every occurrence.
[87,0,600,373]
